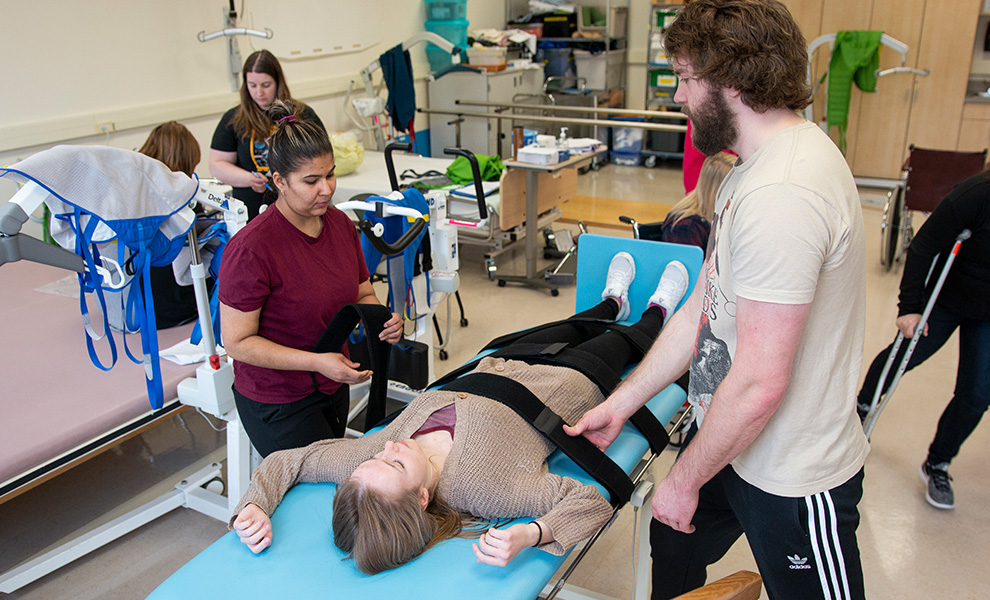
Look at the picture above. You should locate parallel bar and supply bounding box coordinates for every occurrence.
[417,108,687,133]
[456,100,689,119]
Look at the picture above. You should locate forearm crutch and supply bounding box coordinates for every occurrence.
[862,229,971,438]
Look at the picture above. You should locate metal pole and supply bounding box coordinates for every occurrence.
[863,229,973,437]
[456,99,690,120]
[418,108,687,132]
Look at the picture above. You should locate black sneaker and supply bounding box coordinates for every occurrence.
[919,461,955,509]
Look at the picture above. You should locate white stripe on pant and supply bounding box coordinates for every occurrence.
[806,492,853,600]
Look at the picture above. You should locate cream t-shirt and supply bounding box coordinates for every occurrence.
[688,122,870,497]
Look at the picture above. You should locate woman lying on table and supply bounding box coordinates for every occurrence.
[230,253,690,574]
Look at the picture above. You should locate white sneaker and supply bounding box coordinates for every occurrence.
[602,252,636,321]
[649,261,689,315]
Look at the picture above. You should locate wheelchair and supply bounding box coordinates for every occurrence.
[879,145,987,270]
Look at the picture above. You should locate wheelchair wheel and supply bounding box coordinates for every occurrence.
[880,186,902,271]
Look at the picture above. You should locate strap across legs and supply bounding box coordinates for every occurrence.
[311,303,393,431]
[483,316,655,356]
[441,372,635,506]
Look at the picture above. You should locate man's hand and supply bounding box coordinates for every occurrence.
[563,402,626,451]
[232,504,273,554]
[471,522,541,567]
[651,477,698,534]
[896,313,926,338]
[314,352,372,384]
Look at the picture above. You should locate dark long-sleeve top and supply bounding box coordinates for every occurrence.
[231,356,613,555]
[898,171,990,320]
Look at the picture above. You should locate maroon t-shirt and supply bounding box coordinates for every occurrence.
[219,205,370,403]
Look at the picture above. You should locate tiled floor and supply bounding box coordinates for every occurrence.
[2,161,987,599]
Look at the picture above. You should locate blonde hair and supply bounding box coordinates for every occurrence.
[667,152,735,226]
[332,477,467,574]
[138,121,201,176]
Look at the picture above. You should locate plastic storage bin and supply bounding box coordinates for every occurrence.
[609,117,644,166]
[538,46,574,79]
[578,5,628,37]
[427,46,455,72]
[425,18,469,50]
[425,0,467,21]
[573,49,624,90]
[466,46,507,71]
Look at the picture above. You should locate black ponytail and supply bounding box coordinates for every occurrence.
[266,100,334,177]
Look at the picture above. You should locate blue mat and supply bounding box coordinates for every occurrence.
[149,235,703,600]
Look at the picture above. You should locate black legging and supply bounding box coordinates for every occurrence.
[512,299,665,377]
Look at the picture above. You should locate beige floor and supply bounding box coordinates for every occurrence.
[2,161,988,599]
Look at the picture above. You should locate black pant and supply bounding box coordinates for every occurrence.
[858,302,990,465]
[234,384,350,458]
[512,300,665,376]
[651,429,866,600]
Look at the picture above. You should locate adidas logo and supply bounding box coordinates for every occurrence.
[788,554,812,570]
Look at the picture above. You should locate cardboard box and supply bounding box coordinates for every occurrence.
[517,146,561,165]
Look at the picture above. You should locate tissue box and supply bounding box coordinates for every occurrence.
[517,146,561,165]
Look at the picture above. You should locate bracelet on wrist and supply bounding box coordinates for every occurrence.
[529,520,544,547]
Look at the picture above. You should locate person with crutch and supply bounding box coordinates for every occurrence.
[857,170,990,510]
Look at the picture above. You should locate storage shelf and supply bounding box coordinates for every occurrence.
[536,37,627,50]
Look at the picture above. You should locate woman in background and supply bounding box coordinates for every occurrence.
[857,169,990,510]
[137,121,210,328]
[658,151,734,252]
[209,49,326,220]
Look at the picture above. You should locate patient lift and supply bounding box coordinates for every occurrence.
[0,147,249,591]
[0,145,441,592]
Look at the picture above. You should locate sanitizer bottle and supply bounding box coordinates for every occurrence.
[557,127,571,162]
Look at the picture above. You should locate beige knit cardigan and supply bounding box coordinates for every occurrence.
[231,356,614,555]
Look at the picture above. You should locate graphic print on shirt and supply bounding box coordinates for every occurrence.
[250,129,271,173]
[688,193,734,420]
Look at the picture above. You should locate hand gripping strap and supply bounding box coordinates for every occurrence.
[431,340,670,456]
[441,373,634,506]
[312,304,393,431]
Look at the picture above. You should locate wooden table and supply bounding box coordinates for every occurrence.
[498,148,606,294]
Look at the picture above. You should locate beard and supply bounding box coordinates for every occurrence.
[685,87,739,156]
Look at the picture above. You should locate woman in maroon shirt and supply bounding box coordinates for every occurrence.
[219,100,401,457]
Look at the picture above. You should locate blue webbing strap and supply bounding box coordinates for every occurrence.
[74,208,117,372]
[131,220,166,410]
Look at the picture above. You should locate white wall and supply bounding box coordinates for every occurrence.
[0,0,506,209]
